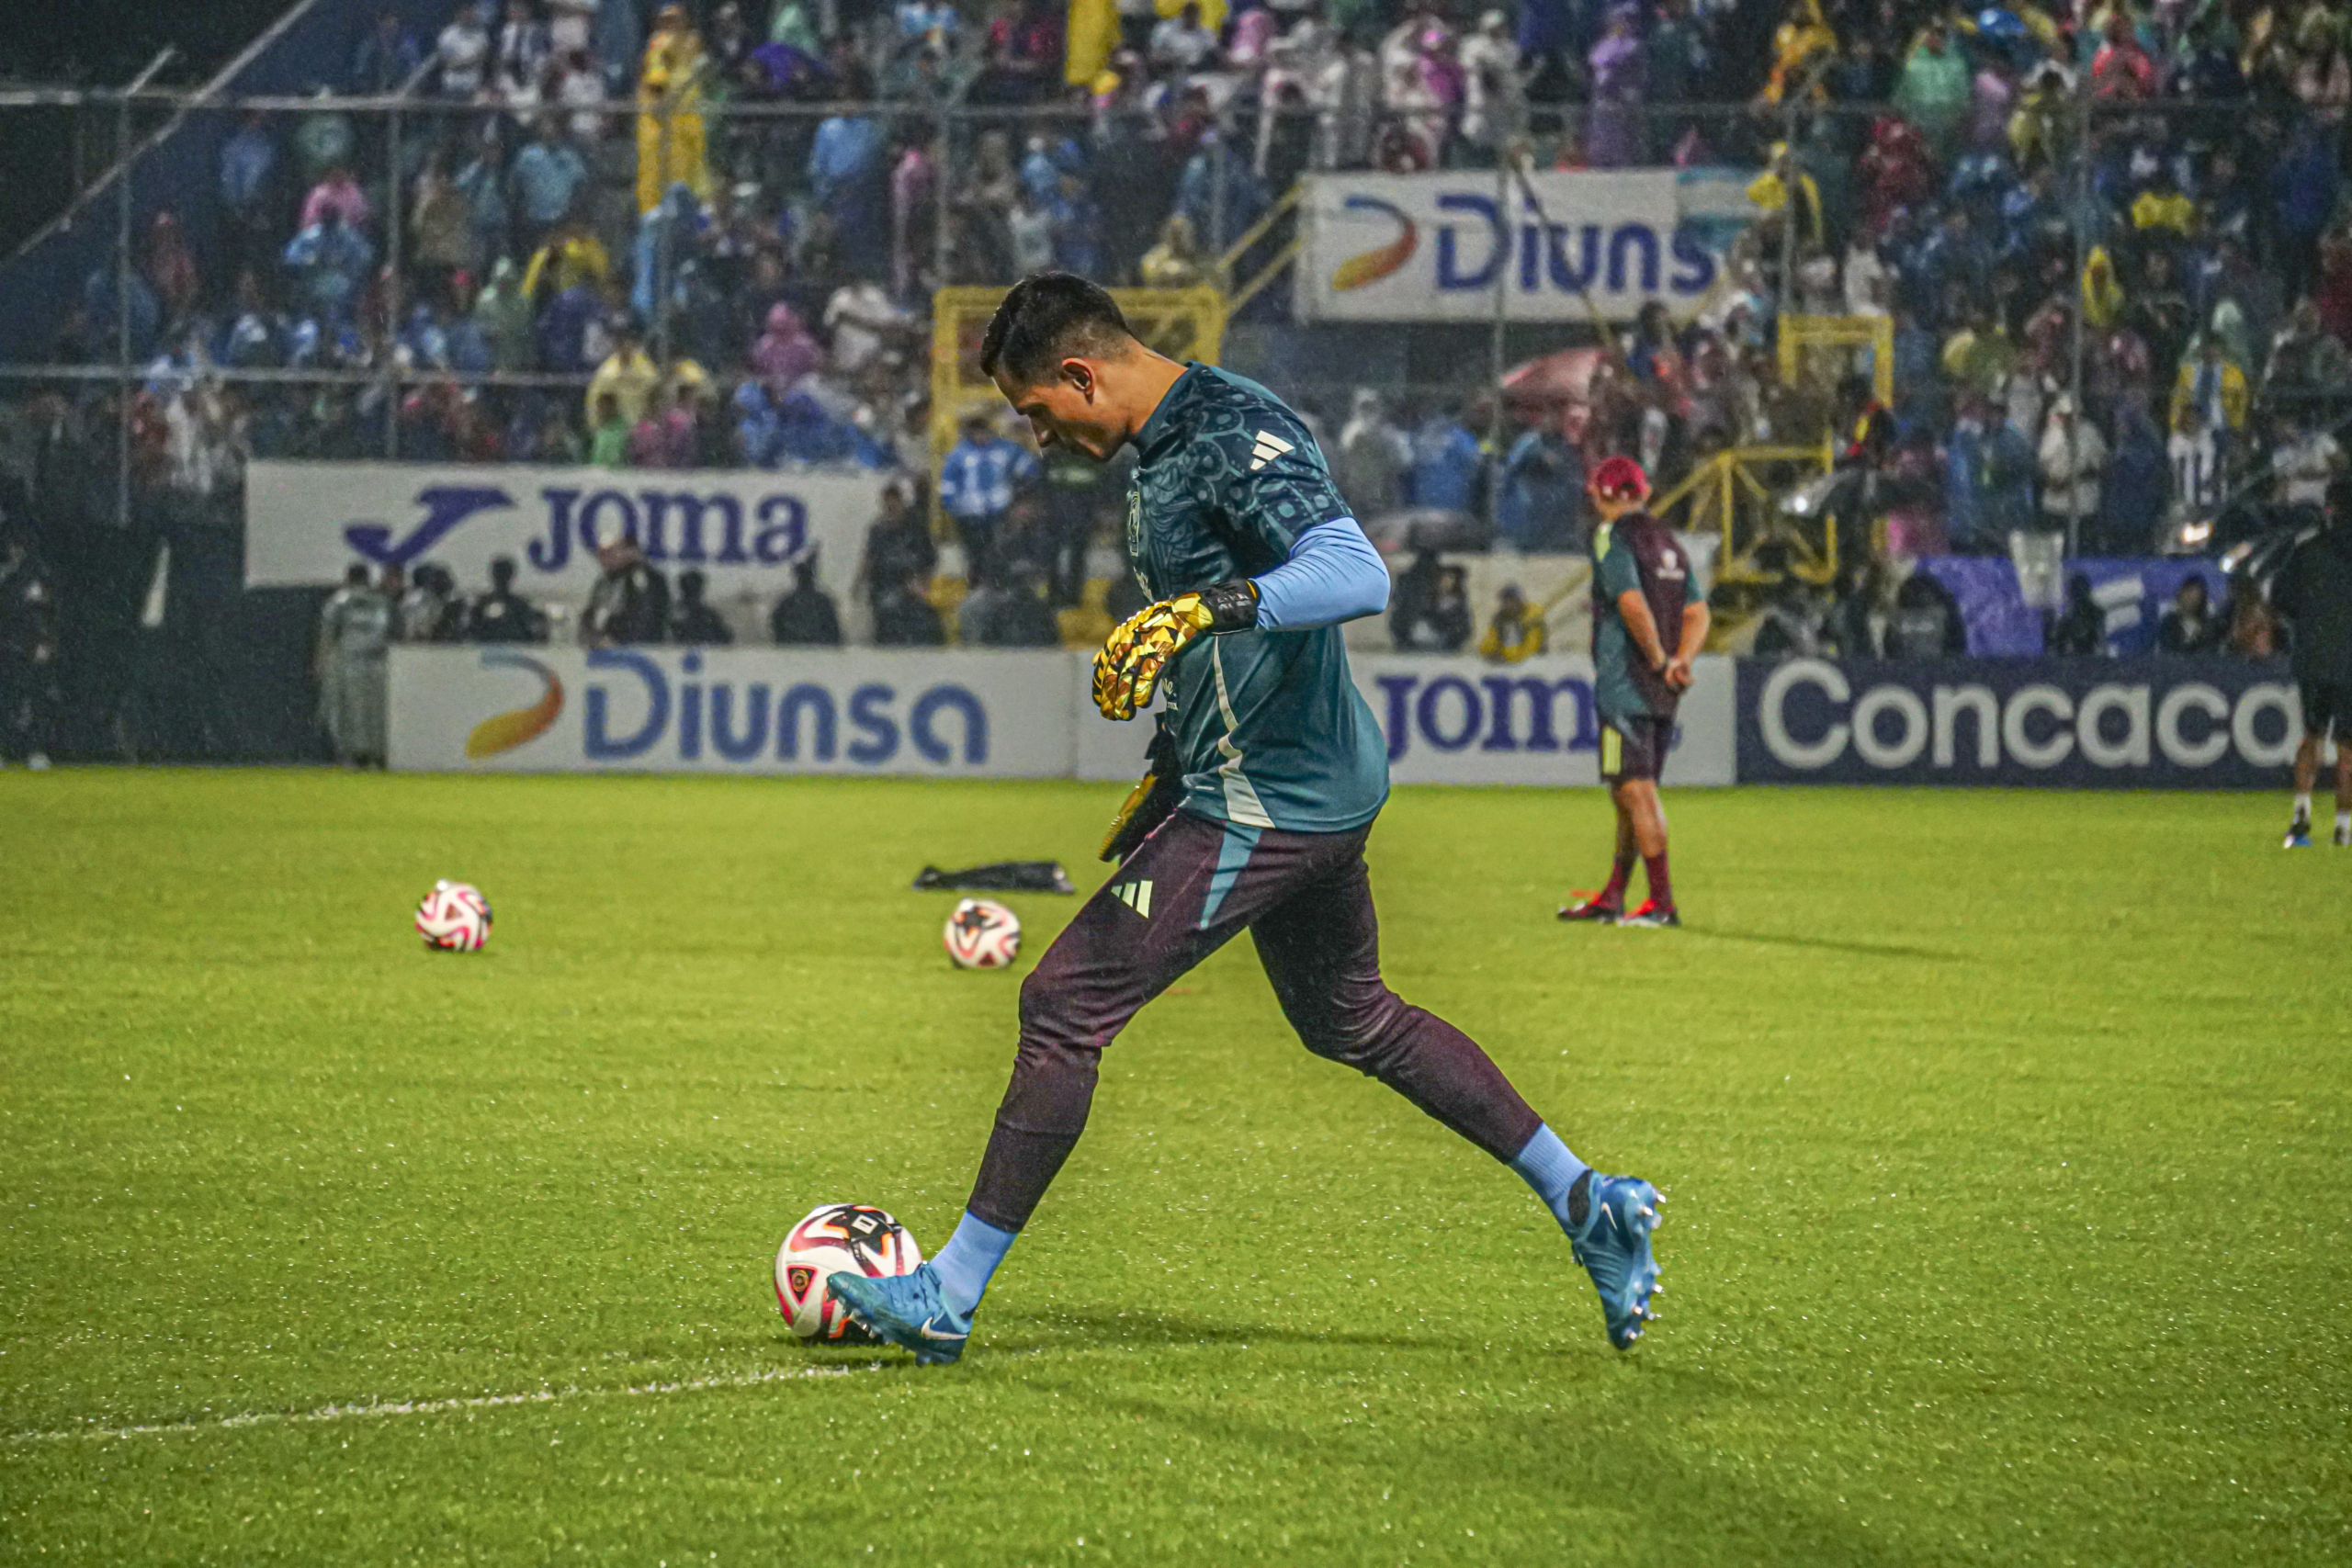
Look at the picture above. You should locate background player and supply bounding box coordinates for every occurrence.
[1559,457,1709,927]
[831,275,1664,1362]
[2272,502,2352,846]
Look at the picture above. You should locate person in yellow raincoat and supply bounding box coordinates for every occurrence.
[1759,0,1837,103]
[637,6,710,214]
[2080,245,2123,331]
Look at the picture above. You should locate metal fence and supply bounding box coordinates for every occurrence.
[1,71,2347,760]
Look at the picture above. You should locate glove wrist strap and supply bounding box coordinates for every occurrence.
[1197,579,1260,634]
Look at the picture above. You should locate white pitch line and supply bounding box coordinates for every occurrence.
[9,1362,881,1445]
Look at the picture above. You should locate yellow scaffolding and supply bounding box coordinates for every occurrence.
[925,286,1228,526]
[1777,313,1895,409]
[1647,444,1838,585]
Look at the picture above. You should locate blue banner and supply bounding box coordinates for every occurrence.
[1737,658,2303,787]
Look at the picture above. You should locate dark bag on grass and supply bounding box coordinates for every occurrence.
[910,861,1078,894]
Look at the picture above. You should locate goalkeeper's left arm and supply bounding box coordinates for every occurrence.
[1092,518,1388,720]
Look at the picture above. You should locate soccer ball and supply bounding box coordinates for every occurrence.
[943,897,1021,969]
[773,1203,924,1342]
[415,879,492,952]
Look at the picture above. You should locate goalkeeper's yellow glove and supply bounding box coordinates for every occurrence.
[1091,580,1259,721]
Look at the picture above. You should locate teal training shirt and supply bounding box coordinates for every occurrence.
[1125,364,1390,833]
[1589,510,1703,721]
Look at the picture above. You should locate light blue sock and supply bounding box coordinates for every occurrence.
[1510,1124,1592,1233]
[929,1211,1017,1315]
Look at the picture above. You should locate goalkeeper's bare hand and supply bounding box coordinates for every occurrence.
[1091,581,1257,720]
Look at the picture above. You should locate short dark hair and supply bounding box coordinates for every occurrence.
[979,273,1135,387]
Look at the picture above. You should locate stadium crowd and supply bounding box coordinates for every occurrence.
[26,0,2352,522]
[2,0,2349,761]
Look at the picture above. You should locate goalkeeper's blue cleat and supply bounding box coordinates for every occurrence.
[1569,1174,1664,1349]
[826,1262,974,1365]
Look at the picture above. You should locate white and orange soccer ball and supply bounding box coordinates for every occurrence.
[414,879,492,952]
[774,1203,924,1342]
[943,897,1021,970]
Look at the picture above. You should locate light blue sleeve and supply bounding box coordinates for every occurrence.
[1249,516,1390,631]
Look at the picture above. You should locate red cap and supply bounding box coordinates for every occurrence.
[1586,455,1650,502]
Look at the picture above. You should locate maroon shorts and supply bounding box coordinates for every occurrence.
[1599,714,1671,784]
[965,807,1545,1231]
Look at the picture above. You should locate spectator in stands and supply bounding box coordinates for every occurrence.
[283,209,374,323]
[1336,389,1409,518]
[1477,584,1546,663]
[636,6,709,212]
[627,385,690,468]
[2268,412,2344,511]
[2157,576,2224,655]
[587,319,660,426]
[1138,214,1210,288]
[2036,396,2107,549]
[351,7,426,93]
[873,574,946,646]
[315,565,393,766]
[469,557,546,642]
[1496,416,1583,553]
[300,163,373,235]
[589,390,630,467]
[1390,548,1471,652]
[939,412,1037,589]
[395,564,461,642]
[494,0,552,104]
[438,4,495,98]
[766,557,842,645]
[410,152,473,296]
[1152,3,1220,73]
[521,211,610,306]
[292,90,356,188]
[510,120,591,256]
[2098,398,2167,555]
[856,479,936,613]
[751,303,821,396]
[824,277,913,377]
[2168,334,2245,511]
[2049,572,2106,656]
[218,112,285,288]
[979,562,1063,648]
[809,65,888,274]
[583,528,670,645]
[1407,405,1484,513]
[1888,567,1967,658]
[663,568,732,644]
[1752,578,1829,660]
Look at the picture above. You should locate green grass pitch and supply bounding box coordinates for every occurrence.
[2,770,2346,1564]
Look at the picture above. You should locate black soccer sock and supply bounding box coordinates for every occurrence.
[966,1042,1097,1233]
[1566,1168,1594,1229]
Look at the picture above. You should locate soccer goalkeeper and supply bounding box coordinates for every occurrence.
[830,276,1664,1362]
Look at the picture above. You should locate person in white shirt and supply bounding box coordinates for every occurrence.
[2037,395,2108,543]
[824,281,913,376]
[438,4,494,97]
[1457,10,1522,153]
[555,46,609,141]
[1150,3,1221,73]
[2270,414,2343,509]
[493,0,549,102]
[548,0,594,55]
